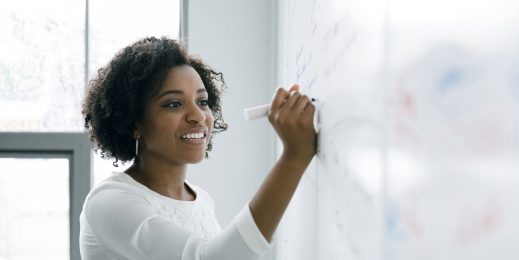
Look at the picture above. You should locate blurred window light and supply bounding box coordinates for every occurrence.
[0,0,180,132]
[0,158,69,260]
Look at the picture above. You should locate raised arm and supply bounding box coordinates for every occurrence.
[249,85,317,241]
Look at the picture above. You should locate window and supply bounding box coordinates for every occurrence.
[0,157,70,259]
[0,1,182,259]
[0,0,85,132]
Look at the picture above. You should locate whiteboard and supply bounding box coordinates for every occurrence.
[277,0,519,259]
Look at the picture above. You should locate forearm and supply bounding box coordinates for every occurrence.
[248,152,312,241]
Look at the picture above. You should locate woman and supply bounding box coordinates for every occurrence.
[80,36,316,259]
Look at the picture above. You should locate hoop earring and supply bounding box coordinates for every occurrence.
[135,138,139,157]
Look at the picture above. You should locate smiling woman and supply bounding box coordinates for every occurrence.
[79,36,317,260]
[82,37,227,164]
[134,65,216,166]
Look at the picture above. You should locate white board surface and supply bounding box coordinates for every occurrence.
[277,0,519,259]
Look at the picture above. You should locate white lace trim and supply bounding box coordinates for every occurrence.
[157,204,221,240]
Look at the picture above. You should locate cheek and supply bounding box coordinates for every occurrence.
[206,111,215,129]
[145,115,181,139]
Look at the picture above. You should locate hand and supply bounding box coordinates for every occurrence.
[268,84,317,163]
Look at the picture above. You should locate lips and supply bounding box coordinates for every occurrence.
[181,132,206,140]
[179,127,209,145]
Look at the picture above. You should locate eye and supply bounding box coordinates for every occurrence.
[164,101,182,109]
[198,99,209,107]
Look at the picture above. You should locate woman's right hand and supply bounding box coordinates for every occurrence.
[250,84,317,241]
[267,84,317,163]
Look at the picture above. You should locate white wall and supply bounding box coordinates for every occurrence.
[185,0,278,253]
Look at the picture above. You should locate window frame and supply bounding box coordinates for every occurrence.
[0,132,92,260]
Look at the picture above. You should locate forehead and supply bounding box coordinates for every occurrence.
[159,65,205,93]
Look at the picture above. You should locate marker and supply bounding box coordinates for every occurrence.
[244,98,321,132]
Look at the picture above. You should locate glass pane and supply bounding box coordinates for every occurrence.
[0,0,85,132]
[89,0,180,79]
[0,158,70,260]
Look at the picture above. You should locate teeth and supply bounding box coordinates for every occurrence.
[182,133,205,140]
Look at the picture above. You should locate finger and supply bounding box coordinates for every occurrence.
[302,102,315,122]
[270,87,290,112]
[293,95,311,113]
[284,91,301,109]
[287,84,300,93]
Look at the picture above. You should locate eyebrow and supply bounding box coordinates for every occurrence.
[157,88,207,98]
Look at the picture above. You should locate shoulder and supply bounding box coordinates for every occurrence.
[82,172,154,218]
[86,172,144,198]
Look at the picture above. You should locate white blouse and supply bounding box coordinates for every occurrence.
[79,172,271,260]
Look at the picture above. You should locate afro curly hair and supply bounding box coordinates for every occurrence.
[82,36,228,166]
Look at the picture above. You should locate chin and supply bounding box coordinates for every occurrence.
[190,157,205,164]
[184,153,206,164]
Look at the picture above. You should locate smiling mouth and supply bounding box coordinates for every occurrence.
[180,133,207,141]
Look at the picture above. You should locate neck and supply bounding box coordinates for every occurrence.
[125,155,195,201]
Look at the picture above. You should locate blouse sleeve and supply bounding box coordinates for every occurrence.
[83,188,271,260]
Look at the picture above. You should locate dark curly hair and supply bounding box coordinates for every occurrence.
[82,36,228,166]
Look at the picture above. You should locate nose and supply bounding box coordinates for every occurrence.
[185,102,206,123]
